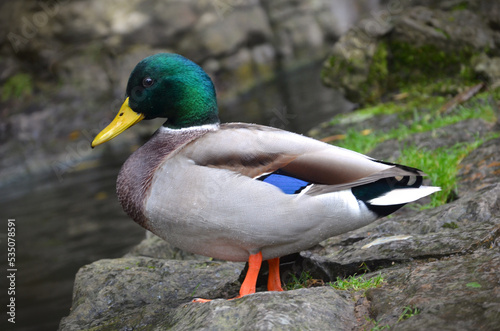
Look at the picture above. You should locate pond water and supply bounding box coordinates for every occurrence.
[0,62,353,331]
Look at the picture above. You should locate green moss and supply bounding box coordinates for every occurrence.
[388,41,477,86]
[401,78,467,97]
[371,42,389,80]
[442,222,459,229]
[322,53,361,83]
[324,41,390,104]
[1,73,33,101]
[459,63,476,80]
[363,42,389,103]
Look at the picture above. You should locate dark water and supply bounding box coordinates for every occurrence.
[0,63,352,331]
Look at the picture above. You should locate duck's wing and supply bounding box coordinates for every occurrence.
[181,123,423,192]
[143,123,438,261]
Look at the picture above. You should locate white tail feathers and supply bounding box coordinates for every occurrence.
[368,186,441,206]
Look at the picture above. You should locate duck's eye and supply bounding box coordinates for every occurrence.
[142,77,154,88]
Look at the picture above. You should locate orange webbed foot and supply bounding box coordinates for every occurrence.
[192,298,212,303]
[192,252,263,303]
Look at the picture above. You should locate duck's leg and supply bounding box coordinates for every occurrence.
[192,251,263,303]
[267,257,284,292]
[236,251,263,297]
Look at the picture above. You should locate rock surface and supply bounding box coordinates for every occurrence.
[367,247,500,330]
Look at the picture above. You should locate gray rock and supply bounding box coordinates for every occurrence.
[261,0,360,64]
[391,6,494,52]
[458,137,500,192]
[58,256,360,330]
[193,6,272,58]
[473,54,500,89]
[168,288,356,331]
[59,257,244,330]
[321,19,389,102]
[367,248,500,330]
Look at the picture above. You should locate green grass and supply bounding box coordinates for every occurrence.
[396,134,499,209]
[329,273,384,291]
[329,75,497,154]
[336,101,496,155]
[287,271,384,292]
[366,318,391,330]
[191,283,201,296]
[285,271,314,290]
[337,129,382,154]
[397,306,421,322]
[466,282,482,288]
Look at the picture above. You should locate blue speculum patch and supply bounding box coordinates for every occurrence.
[259,171,310,194]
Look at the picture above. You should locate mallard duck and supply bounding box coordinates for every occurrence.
[92,53,440,301]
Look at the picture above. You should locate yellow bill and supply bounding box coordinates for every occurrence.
[91,97,145,148]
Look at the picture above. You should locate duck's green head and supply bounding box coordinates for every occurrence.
[92,53,219,147]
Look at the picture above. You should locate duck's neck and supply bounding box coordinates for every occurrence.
[163,108,219,129]
[162,84,220,129]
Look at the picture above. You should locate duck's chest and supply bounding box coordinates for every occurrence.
[116,127,212,229]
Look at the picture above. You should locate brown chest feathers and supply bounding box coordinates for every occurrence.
[116,126,214,229]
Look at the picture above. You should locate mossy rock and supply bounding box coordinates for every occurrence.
[322,5,495,104]
[321,24,386,104]
[322,38,482,105]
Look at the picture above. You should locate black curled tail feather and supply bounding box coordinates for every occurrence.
[351,166,424,216]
